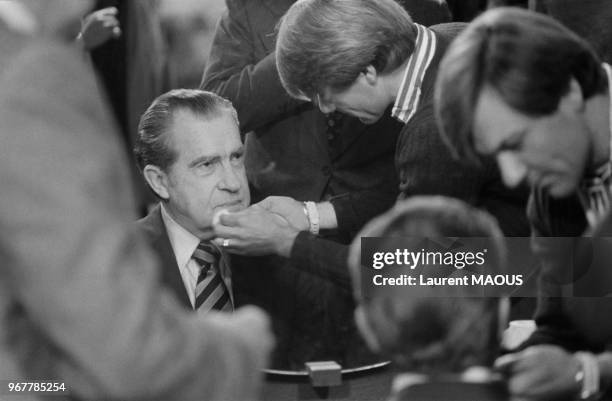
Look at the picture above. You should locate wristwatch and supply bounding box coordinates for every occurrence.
[575,352,601,400]
[303,201,320,235]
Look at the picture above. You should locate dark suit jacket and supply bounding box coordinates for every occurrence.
[0,22,266,400]
[136,204,233,309]
[519,188,612,398]
[136,204,302,368]
[396,23,529,237]
[523,186,612,346]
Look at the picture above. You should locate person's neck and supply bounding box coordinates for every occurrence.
[584,90,611,171]
[383,58,412,106]
[162,203,215,241]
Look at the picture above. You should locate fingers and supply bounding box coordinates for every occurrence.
[101,16,120,31]
[101,18,118,27]
[254,197,273,210]
[103,21,121,38]
[212,235,237,249]
[96,7,118,17]
[211,225,244,242]
[494,352,523,372]
[496,353,532,398]
[217,208,284,227]
[257,196,296,211]
[211,237,263,256]
[87,7,119,26]
[211,225,253,254]
[218,211,242,227]
[212,212,255,241]
[84,7,120,36]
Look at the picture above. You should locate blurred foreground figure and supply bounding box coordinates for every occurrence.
[435,7,612,400]
[78,0,168,215]
[348,196,509,401]
[0,1,271,400]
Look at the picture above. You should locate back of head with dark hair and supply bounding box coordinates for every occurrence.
[276,0,417,100]
[348,196,506,373]
[134,88,238,172]
[434,7,607,162]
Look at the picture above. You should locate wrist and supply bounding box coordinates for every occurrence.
[303,201,320,235]
[316,201,338,230]
[597,352,612,393]
[276,229,299,258]
[575,352,601,400]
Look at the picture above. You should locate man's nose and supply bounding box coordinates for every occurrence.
[219,164,243,192]
[496,152,527,188]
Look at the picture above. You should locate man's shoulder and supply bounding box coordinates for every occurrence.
[417,22,467,107]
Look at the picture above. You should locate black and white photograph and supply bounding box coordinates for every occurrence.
[1,0,612,400]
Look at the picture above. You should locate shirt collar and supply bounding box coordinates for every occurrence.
[0,2,39,35]
[160,203,201,270]
[391,24,437,124]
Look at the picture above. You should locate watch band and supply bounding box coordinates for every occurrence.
[303,201,320,235]
[575,352,600,400]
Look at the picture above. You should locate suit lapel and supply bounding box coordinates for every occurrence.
[138,205,192,309]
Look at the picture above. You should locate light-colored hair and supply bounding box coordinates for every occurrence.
[276,0,417,100]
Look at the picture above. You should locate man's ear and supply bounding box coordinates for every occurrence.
[559,77,585,113]
[143,165,170,200]
[362,64,379,86]
[355,306,382,352]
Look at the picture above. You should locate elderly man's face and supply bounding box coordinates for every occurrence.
[472,84,590,198]
[159,110,250,239]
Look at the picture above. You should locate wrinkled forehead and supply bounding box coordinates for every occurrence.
[168,109,240,149]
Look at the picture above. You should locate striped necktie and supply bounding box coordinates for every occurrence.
[192,241,232,312]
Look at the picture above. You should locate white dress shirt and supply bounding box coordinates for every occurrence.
[160,204,218,308]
